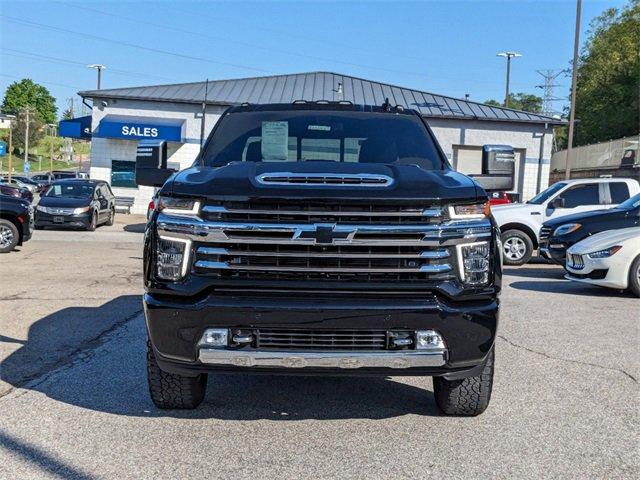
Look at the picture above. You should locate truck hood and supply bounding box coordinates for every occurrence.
[568,226,640,254]
[491,202,541,216]
[166,162,482,203]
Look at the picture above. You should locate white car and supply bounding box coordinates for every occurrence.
[565,227,640,296]
[491,178,640,266]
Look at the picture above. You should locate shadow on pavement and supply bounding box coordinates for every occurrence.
[123,223,146,233]
[509,280,633,297]
[503,266,565,279]
[2,295,441,420]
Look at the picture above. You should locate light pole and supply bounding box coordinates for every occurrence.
[497,52,522,108]
[4,114,16,181]
[87,64,106,89]
[47,123,57,173]
[565,0,582,180]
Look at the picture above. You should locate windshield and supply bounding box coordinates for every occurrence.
[527,182,567,205]
[200,110,445,170]
[617,192,640,210]
[44,183,94,198]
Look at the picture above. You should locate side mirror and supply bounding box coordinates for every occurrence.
[550,197,565,209]
[470,145,515,192]
[135,140,175,187]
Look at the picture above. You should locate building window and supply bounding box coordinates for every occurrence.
[111,160,137,188]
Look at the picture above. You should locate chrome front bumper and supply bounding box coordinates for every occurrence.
[199,348,447,369]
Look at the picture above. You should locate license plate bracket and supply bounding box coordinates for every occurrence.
[53,216,64,223]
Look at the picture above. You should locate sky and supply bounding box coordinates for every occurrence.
[0,0,628,118]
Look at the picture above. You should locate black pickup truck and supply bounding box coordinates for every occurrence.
[0,194,34,253]
[138,102,514,416]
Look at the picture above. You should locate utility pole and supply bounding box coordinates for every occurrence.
[87,64,106,89]
[565,0,582,180]
[497,52,522,108]
[535,69,566,117]
[6,114,15,182]
[22,106,36,168]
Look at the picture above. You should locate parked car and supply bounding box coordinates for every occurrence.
[1,177,38,194]
[0,183,33,203]
[491,177,640,266]
[540,193,640,265]
[31,173,55,185]
[488,191,511,206]
[0,193,33,253]
[565,227,640,297]
[52,170,89,180]
[10,175,48,193]
[35,179,116,231]
[138,101,514,415]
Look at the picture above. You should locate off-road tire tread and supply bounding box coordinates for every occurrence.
[433,348,494,416]
[146,339,207,409]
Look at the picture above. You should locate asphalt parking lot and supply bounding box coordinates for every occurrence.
[0,216,638,479]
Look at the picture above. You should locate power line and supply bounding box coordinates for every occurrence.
[1,49,178,82]
[0,14,271,73]
[0,73,83,90]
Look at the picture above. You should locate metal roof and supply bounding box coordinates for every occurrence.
[79,71,565,125]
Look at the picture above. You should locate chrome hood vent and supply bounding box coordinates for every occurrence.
[256,172,393,187]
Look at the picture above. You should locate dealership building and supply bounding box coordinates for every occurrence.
[75,71,564,214]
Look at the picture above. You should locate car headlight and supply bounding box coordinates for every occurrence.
[553,223,581,236]
[157,196,200,215]
[156,236,191,280]
[456,241,491,285]
[72,206,91,214]
[587,245,621,259]
[36,205,48,213]
[449,202,490,219]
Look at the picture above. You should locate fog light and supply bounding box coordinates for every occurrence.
[416,330,445,350]
[157,236,191,280]
[457,241,490,285]
[199,328,229,347]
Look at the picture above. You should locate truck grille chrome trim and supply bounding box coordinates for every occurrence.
[256,172,394,187]
[202,204,443,218]
[198,349,447,369]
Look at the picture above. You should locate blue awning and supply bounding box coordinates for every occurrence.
[96,114,185,142]
[59,116,92,139]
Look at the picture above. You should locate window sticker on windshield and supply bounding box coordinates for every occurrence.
[261,121,289,160]
[308,125,331,131]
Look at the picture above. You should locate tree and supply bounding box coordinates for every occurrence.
[1,79,57,124]
[62,108,74,120]
[484,93,543,113]
[12,108,44,156]
[571,0,639,146]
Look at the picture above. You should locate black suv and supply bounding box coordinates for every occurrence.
[0,194,33,253]
[138,102,513,416]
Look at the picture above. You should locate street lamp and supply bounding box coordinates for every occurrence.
[497,52,522,108]
[87,64,106,89]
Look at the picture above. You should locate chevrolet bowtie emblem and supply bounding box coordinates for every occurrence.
[294,224,355,245]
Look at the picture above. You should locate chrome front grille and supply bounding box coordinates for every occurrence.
[540,226,553,241]
[256,329,390,350]
[568,253,584,270]
[157,200,492,288]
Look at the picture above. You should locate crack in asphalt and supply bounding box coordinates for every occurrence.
[498,334,638,383]
[0,309,143,400]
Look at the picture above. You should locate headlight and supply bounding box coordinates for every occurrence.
[156,236,191,280]
[587,245,621,259]
[553,223,581,236]
[36,205,48,213]
[449,202,490,219]
[72,206,91,214]
[456,241,490,285]
[157,196,200,215]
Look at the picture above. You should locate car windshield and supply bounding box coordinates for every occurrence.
[44,183,94,198]
[200,110,445,170]
[617,192,640,210]
[527,182,567,205]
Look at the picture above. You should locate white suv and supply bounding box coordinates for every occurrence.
[491,177,640,265]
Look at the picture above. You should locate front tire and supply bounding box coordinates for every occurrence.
[86,211,97,231]
[146,339,207,409]
[501,229,534,266]
[0,219,19,253]
[629,255,640,297]
[433,348,494,416]
[105,208,115,226]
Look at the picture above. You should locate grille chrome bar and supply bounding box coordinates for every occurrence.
[196,246,449,259]
[194,259,451,273]
[202,204,443,218]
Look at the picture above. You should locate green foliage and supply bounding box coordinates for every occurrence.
[573,0,640,146]
[62,108,74,120]
[12,109,45,154]
[1,79,57,124]
[484,93,543,113]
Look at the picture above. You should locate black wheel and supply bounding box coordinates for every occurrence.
[629,255,640,297]
[86,211,97,231]
[146,339,207,409]
[501,229,534,266]
[0,219,19,253]
[105,208,115,226]
[433,348,494,416]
